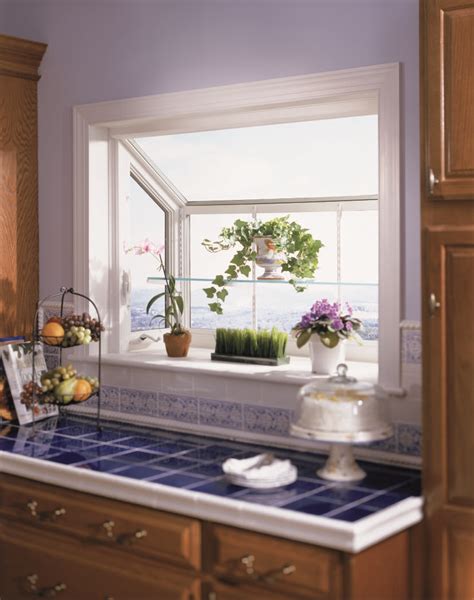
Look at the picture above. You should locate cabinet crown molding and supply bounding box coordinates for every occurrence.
[0,34,47,80]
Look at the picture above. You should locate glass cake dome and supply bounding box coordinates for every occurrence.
[291,364,393,481]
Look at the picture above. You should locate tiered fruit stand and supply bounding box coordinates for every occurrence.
[29,287,103,429]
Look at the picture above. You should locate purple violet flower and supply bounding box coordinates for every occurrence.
[332,318,344,331]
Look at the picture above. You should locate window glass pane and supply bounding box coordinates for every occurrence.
[255,210,337,332]
[190,213,253,329]
[340,209,378,340]
[128,177,166,332]
[133,115,378,202]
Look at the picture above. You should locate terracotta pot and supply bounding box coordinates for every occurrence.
[163,331,192,357]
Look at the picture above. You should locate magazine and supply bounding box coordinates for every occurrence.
[1,342,59,425]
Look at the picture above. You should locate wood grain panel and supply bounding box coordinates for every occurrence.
[445,8,474,176]
[448,522,474,599]
[0,72,39,336]
[344,530,409,600]
[0,149,17,335]
[446,246,474,505]
[425,0,474,199]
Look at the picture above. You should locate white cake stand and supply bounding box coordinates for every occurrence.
[291,423,394,482]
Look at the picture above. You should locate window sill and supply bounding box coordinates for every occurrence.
[81,347,378,386]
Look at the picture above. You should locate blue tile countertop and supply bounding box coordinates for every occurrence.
[0,415,422,553]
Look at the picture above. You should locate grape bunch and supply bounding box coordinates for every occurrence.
[20,381,44,408]
[60,313,105,347]
[40,364,77,392]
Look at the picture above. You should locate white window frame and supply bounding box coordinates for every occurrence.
[73,63,401,392]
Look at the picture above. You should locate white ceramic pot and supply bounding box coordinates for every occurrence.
[309,336,345,374]
[253,236,285,280]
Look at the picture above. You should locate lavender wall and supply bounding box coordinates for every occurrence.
[0,0,420,319]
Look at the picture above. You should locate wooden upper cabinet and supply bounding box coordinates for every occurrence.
[424,0,474,199]
[0,35,46,337]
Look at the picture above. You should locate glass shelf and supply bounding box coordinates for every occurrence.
[147,276,377,287]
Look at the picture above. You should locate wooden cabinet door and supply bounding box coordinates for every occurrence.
[423,0,474,199]
[423,226,474,599]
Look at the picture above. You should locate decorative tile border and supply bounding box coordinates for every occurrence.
[158,394,198,424]
[120,388,157,417]
[401,323,422,364]
[199,398,242,430]
[72,384,423,458]
[243,405,291,437]
[397,423,422,456]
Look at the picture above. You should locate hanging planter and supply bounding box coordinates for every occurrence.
[202,216,323,314]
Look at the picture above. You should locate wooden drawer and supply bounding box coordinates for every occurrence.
[0,474,200,571]
[204,524,343,599]
[0,523,201,600]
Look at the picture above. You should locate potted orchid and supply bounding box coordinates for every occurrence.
[292,299,362,374]
[126,239,191,357]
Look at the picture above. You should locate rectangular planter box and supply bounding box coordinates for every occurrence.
[211,353,290,366]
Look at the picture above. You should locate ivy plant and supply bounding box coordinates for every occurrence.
[202,216,323,314]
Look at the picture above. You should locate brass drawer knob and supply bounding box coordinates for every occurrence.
[262,563,297,584]
[134,529,147,540]
[27,500,38,517]
[102,520,116,538]
[240,554,255,575]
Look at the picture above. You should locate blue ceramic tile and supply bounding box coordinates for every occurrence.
[0,438,16,450]
[47,451,92,465]
[331,506,376,522]
[353,470,415,491]
[74,444,128,461]
[152,473,205,488]
[182,444,242,462]
[181,462,224,478]
[110,450,161,464]
[191,478,245,497]
[120,388,157,417]
[47,437,101,451]
[150,456,199,471]
[53,424,98,437]
[81,429,134,443]
[243,405,290,437]
[158,394,198,424]
[362,492,403,510]
[311,486,370,504]
[397,423,422,456]
[114,465,167,480]
[77,458,131,473]
[199,398,243,430]
[114,435,158,449]
[390,479,422,497]
[283,496,342,516]
[147,440,198,455]
[237,488,310,507]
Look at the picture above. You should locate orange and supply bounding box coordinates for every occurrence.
[73,379,92,402]
[47,316,62,325]
[41,322,65,346]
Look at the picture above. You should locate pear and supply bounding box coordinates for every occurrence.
[54,378,77,404]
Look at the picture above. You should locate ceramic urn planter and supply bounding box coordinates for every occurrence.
[253,236,285,280]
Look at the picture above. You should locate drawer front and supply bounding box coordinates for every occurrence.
[205,524,343,599]
[0,474,200,570]
[0,524,201,600]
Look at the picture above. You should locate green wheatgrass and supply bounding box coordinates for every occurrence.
[215,327,288,359]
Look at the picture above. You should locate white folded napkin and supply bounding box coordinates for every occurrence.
[222,453,294,482]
